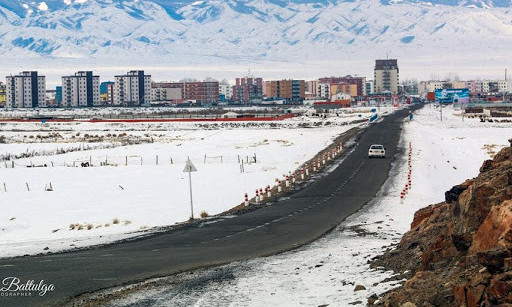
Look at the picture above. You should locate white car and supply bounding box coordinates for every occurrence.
[368,144,386,158]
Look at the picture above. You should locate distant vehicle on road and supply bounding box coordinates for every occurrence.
[368,144,386,158]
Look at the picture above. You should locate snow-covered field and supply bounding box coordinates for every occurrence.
[0,108,385,258]
[101,104,512,306]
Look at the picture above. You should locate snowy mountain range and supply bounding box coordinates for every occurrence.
[0,0,511,81]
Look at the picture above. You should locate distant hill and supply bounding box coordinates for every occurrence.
[0,0,510,79]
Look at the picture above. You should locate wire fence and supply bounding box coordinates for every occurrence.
[1,153,259,171]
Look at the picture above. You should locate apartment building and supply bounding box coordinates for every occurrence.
[100,81,115,105]
[61,71,100,107]
[269,79,305,102]
[152,81,219,103]
[0,82,5,107]
[6,71,46,108]
[306,80,319,97]
[365,81,374,95]
[374,59,399,94]
[114,70,151,106]
[317,83,330,99]
[232,77,263,103]
[319,76,366,97]
[219,84,233,101]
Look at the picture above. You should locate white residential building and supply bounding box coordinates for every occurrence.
[61,71,100,107]
[218,84,233,100]
[114,71,151,106]
[482,80,511,93]
[6,71,46,108]
[365,81,374,95]
[418,81,444,95]
[317,83,330,99]
[331,92,351,101]
[151,87,183,102]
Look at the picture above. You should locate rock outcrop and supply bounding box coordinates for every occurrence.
[373,141,512,306]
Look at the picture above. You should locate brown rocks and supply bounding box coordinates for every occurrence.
[470,200,512,253]
[372,144,512,306]
[445,184,470,203]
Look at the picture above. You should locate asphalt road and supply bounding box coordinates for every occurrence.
[0,107,414,307]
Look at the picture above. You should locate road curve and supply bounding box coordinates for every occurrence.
[0,107,415,307]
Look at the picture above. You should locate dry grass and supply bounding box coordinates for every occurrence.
[104,223,111,227]
[123,220,132,226]
[86,224,93,230]
[77,224,84,230]
[482,144,500,158]
[200,211,209,218]
[9,217,15,221]
[112,218,120,224]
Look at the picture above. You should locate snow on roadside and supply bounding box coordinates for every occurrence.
[0,113,373,258]
[103,104,512,306]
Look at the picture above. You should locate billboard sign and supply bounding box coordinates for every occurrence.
[435,88,469,104]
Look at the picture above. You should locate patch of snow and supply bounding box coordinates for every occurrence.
[38,2,48,11]
[0,108,388,258]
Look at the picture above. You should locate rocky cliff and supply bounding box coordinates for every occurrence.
[372,140,512,306]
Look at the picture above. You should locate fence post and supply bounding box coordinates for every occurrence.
[126,156,128,166]
[156,155,159,165]
[3,183,6,192]
[26,182,30,191]
[141,157,143,165]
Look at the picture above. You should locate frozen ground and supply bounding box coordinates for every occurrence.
[0,107,388,258]
[101,104,512,306]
